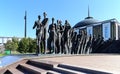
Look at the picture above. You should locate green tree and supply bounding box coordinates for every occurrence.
[5,37,19,51]
[5,40,12,50]
[11,37,19,51]
[27,38,36,53]
[12,37,19,43]
[18,38,29,53]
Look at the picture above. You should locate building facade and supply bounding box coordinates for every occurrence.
[73,16,120,40]
[0,37,22,45]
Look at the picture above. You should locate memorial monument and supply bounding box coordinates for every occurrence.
[33,12,120,55]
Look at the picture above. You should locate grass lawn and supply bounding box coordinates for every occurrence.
[0,54,7,57]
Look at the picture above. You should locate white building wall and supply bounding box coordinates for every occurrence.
[102,22,111,40]
[0,38,2,44]
[87,26,93,36]
[115,23,118,40]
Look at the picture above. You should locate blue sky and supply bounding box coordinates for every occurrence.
[0,0,120,38]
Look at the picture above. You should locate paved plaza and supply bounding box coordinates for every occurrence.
[0,54,120,74]
[38,54,120,74]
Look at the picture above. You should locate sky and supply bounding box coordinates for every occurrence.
[0,0,120,38]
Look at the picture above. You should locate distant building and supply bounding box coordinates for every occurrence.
[0,37,21,44]
[73,11,120,40]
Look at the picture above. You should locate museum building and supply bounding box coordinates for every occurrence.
[73,14,120,41]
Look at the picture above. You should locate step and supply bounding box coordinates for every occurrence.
[5,68,24,74]
[27,60,60,69]
[58,64,111,74]
[0,59,28,74]
[47,70,61,74]
[3,70,12,74]
[53,66,85,74]
[17,63,47,74]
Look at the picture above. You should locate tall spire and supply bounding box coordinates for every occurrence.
[24,11,27,38]
[85,5,93,19]
[88,5,90,17]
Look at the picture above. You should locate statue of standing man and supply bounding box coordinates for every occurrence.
[48,18,57,54]
[33,15,44,55]
[41,12,48,54]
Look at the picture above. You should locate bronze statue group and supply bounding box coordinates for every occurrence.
[33,12,114,55]
[33,12,48,54]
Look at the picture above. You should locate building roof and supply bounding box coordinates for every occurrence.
[73,16,120,29]
[73,16,99,28]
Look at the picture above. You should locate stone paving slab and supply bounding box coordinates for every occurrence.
[39,55,120,74]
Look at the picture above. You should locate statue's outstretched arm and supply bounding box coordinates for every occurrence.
[33,22,37,29]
